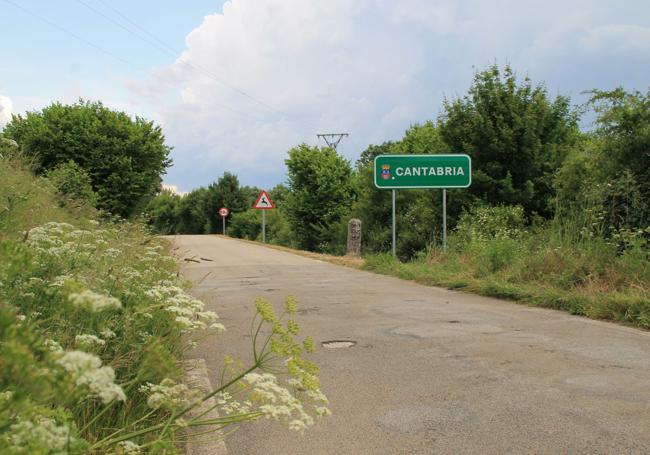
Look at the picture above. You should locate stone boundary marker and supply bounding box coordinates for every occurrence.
[181,359,228,455]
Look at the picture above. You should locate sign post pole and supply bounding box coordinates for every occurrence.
[262,210,266,243]
[442,189,447,250]
[218,207,229,236]
[253,190,275,243]
[392,189,396,258]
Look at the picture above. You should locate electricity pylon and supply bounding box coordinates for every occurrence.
[317,133,349,150]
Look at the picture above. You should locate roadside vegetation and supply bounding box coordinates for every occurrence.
[364,205,649,329]
[142,64,649,329]
[0,140,328,451]
[1,63,646,453]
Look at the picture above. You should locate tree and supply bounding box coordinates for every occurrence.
[285,144,355,252]
[589,88,650,208]
[229,209,262,240]
[269,183,289,206]
[204,172,247,234]
[3,100,172,218]
[439,65,578,217]
[145,189,181,234]
[356,141,395,170]
[555,88,650,233]
[176,188,209,234]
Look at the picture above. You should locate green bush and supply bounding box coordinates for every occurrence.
[454,205,526,244]
[3,100,172,218]
[145,190,181,234]
[45,160,98,207]
[229,209,262,240]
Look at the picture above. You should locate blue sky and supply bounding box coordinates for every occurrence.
[1,1,222,116]
[1,1,649,193]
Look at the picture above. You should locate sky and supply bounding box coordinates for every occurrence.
[1,0,649,192]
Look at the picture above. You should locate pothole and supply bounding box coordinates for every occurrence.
[322,340,357,349]
[447,320,461,324]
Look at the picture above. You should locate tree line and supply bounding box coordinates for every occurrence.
[146,65,650,258]
[2,65,648,259]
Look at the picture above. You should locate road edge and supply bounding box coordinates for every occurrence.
[182,358,228,455]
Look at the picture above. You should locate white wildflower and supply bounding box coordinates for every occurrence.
[306,389,329,404]
[104,248,121,259]
[174,418,188,427]
[49,275,72,288]
[315,406,332,417]
[145,285,222,333]
[69,290,122,312]
[140,378,199,410]
[44,339,63,353]
[57,350,125,404]
[0,390,14,403]
[75,334,106,348]
[116,440,141,454]
[208,322,226,332]
[9,416,72,454]
[100,329,116,339]
[289,419,308,431]
[215,391,251,415]
[244,372,314,430]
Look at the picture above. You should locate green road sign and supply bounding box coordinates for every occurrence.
[374,154,471,189]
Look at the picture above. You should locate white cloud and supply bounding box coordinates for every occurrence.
[131,0,650,192]
[0,95,13,126]
[161,184,187,196]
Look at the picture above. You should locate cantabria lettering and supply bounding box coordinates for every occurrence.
[395,166,465,177]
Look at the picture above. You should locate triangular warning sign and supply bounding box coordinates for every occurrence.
[253,190,275,209]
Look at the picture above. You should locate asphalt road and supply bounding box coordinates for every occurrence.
[169,235,650,455]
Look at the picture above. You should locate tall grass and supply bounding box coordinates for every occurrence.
[364,205,650,329]
[0,155,329,454]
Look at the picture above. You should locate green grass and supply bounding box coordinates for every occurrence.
[363,231,650,330]
[0,154,331,453]
[0,155,194,453]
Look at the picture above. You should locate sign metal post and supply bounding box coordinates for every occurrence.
[218,207,229,236]
[262,210,266,243]
[442,189,447,250]
[253,190,275,243]
[392,189,396,257]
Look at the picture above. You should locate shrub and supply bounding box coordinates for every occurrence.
[45,160,98,207]
[454,205,526,245]
[229,209,262,240]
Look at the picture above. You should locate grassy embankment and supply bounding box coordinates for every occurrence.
[362,218,650,330]
[0,154,220,453]
[1,154,330,453]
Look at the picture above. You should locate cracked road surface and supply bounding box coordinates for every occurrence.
[169,235,650,455]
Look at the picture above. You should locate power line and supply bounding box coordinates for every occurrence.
[96,0,175,54]
[76,0,174,59]
[2,0,268,121]
[5,0,330,135]
[78,0,291,119]
[3,0,136,69]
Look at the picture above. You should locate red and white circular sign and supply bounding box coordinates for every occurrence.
[218,207,229,217]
